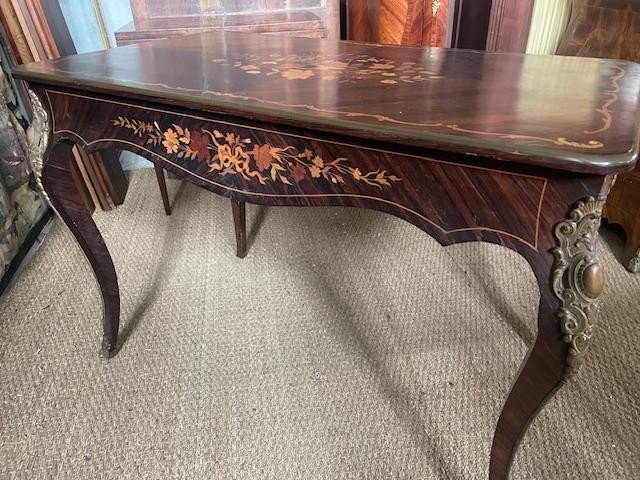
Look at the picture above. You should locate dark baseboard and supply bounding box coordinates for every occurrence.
[0,208,54,297]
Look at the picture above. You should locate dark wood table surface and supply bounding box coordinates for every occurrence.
[13,31,640,479]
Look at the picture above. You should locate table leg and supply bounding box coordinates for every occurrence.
[154,164,172,216]
[489,288,565,479]
[489,197,605,479]
[42,141,120,358]
[231,199,247,258]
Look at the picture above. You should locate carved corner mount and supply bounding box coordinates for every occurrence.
[552,197,606,375]
[26,89,50,202]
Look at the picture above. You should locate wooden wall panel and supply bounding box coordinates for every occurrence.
[347,0,449,46]
[486,0,535,53]
[347,0,371,41]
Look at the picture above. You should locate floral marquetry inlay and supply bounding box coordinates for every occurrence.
[211,53,445,86]
[112,117,401,188]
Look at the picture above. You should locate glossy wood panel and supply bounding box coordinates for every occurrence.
[486,0,535,53]
[13,31,640,173]
[348,0,449,47]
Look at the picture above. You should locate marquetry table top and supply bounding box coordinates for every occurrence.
[14,30,640,174]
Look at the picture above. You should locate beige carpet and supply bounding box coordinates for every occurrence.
[1,170,638,479]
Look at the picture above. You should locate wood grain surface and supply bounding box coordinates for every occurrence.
[348,0,449,46]
[486,0,535,53]
[13,30,640,173]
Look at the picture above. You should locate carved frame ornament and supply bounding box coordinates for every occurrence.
[27,89,49,202]
[552,197,606,374]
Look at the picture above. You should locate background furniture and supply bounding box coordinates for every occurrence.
[556,0,640,272]
[346,0,451,46]
[115,10,330,45]
[121,0,339,43]
[346,0,494,49]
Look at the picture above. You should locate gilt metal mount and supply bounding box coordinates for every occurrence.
[552,197,606,374]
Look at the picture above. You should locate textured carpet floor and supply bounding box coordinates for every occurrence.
[1,170,638,479]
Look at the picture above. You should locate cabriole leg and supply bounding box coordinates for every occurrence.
[489,197,606,479]
[42,141,120,358]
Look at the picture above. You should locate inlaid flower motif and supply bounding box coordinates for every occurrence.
[281,69,314,80]
[317,60,349,71]
[162,128,179,153]
[226,52,450,87]
[253,144,273,171]
[113,117,401,189]
[189,131,211,160]
[371,63,395,70]
[309,165,321,178]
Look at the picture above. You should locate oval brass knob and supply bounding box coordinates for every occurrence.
[582,263,605,298]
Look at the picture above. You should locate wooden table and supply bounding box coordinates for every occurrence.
[13,31,640,479]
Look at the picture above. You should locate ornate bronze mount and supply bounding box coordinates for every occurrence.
[552,197,606,374]
[26,89,50,202]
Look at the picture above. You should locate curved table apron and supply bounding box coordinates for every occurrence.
[33,85,610,480]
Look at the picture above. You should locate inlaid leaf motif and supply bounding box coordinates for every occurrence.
[113,117,402,189]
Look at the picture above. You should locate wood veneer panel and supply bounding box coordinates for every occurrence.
[13,31,640,174]
[10,0,41,61]
[0,1,34,63]
[347,0,449,47]
[24,0,59,59]
[486,0,535,53]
